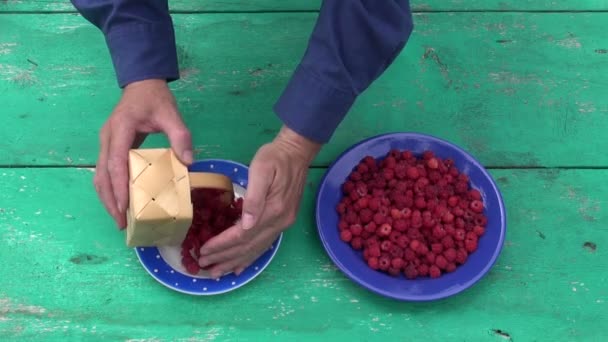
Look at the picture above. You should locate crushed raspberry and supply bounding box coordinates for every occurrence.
[180,189,242,275]
[336,149,488,279]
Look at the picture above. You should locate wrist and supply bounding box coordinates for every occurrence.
[124,79,168,92]
[274,125,322,164]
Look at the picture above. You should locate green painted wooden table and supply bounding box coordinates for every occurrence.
[1,1,607,341]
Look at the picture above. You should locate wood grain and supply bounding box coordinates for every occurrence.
[1,13,607,167]
[0,168,605,340]
[1,0,607,12]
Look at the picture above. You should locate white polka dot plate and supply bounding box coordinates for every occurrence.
[135,159,283,295]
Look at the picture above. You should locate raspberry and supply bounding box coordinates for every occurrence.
[443,248,457,262]
[427,157,439,169]
[338,220,349,231]
[389,245,404,258]
[391,257,405,269]
[357,197,369,209]
[429,265,441,278]
[469,189,482,200]
[435,255,448,269]
[350,224,363,236]
[377,223,392,237]
[474,214,488,227]
[373,212,386,225]
[368,244,381,258]
[343,181,355,194]
[404,264,419,279]
[409,239,421,253]
[442,235,455,249]
[404,248,416,261]
[456,249,468,264]
[446,263,457,273]
[415,196,426,209]
[406,167,420,180]
[431,243,443,254]
[364,222,377,233]
[357,163,369,174]
[336,203,346,214]
[417,264,429,277]
[381,240,393,252]
[359,208,373,224]
[340,230,353,242]
[426,252,436,264]
[368,257,379,270]
[442,211,454,223]
[345,211,358,224]
[454,228,466,241]
[389,231,402,243]
[465,239,478,252]
[379,255,391,271]
[369,197,381,211]
[351,237,363,250]
[470,200,484,213]
[394,219,408,232]
[383,168,395,180]
[473,225,485,236]
[396,235,409,249]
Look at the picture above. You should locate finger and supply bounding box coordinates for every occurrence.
[160,114,193,165]
[234,266,246,276]
[199,224,248,256]
[241,156,276,230]
[107,120,135,227]
[95,125,122,227]
[198,243,242,268]
[208,256,247,279]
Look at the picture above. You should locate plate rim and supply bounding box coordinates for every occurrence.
[315,131,507,301]
[134,158,284,296]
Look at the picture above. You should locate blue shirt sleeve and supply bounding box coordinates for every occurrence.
[274,0,414,143]
[71,0,180,88]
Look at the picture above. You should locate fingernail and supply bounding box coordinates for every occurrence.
[242,213,255,230]
[182,150,193,164]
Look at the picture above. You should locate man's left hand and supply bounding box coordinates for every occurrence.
[198,125,321,278]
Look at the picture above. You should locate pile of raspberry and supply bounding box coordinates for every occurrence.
[180,189,242,275]
[336,149,487,279]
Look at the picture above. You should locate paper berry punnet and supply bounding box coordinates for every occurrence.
[336,149,488,279]
[126,148,234,249]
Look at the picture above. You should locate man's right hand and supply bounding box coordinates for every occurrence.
[94,79,193,229]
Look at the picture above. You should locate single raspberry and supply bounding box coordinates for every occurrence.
[389,245,404,258]
[373,212,386,225]
[379,255,391,271]
[364,222,377,233]
[367,257,379,270]
[369,197,381,211]
[473,225,485,236]
[429,265,441,278]
[340,230,353,242]
[458,173,469,183]
[402,151,413,160]
[468,189,482,200]
[404,264,419,279]
[409,239,421,253]
[406,167,420,180]
[357,197,369,209]
[455,181,468,194]
[474,214,488,227]
[426,252,436,264]
[389,231,402,244]
[368,245,381,258]
[470,200,484,213]
[446,263,457,273]
[417,264,429,277]
[455,217,466,229]
[396,235,410,249]
[359,208,373,224]
[417,243,429,256]
[394,219,408,232]
[345,211,358,224]
[391,257,405,269]
[357,163,369,174]
[432,224,447,239]
[381,240,393,252]
[377,223,392,237]
[455,249,468,264]
[453,207,464,217]
[350,171,362,182]
[442,211,454,223]
[442,235,455,249]
[427,157,439,169]
[390,208,402,219]
[435,255,448,270]
[361,230,371,239]
[404,248,416,261]
[365,236,379,249]
[343,181,355,194]
[185,261,200,275]
[336,203,346,214]
[454,228,466,241]
[350,224,363,236]
[351,237,363,250]
[465,239,478,252]
[431,243,444,254]
[443,248,457,262]
[338,220,349,231]
[415,197,426,209]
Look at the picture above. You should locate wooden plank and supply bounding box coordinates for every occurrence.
[0,167,605,340]
[1,13,607,167]
[1,0,607,12]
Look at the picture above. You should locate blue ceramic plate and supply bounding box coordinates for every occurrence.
[135,159,283,295]
[316,133,506,301]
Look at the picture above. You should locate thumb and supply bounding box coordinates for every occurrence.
[161,114,193,165]
[241,157,275,230]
